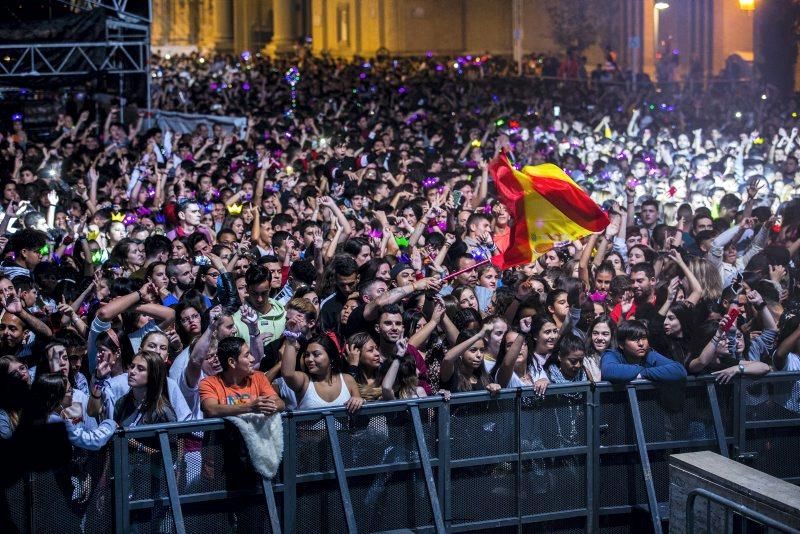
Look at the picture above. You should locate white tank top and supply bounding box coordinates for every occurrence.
[297,374,351,410]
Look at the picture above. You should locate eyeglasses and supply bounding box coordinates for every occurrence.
[180,313,201,324]
[205,271,220,278]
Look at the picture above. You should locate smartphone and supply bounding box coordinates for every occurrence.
[194,255,210,266]
[451,190,463,208]
[553,105,561,117]
[721,307,740,333]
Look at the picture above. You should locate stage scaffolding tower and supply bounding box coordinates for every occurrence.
[0,0,152,122]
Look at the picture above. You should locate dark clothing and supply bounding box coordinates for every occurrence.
[649,312,692,364]
[319,291,348,332]
[341,304,373,339]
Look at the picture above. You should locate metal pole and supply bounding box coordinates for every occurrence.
[324,414,358,534]
[626,386,663,534]
[512,0,523,76]
[410,405,446,534]
[261,477,282,534]
[146,0,153,129]
[706,382,730,458]
[158,431,186,534]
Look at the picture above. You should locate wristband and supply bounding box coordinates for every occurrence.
[284,330,303,341]
[755,301,767,310]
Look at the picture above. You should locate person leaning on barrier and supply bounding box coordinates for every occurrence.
[199,337,285,417]
[600,320,687,383]
[441,323,502,394]
[688,290,774,383]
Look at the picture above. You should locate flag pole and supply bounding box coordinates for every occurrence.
[441,258,492,282]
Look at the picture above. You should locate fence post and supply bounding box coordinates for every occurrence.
[705,382,730,458]
[260,477,282,534]
[732,377,745,460]
[409,404,446,534]
[515,389,522,534]
[626,386,663,534]
[437,401,451,531]
[324,414,357,534]
[158,431,186,534]
[587,384,599,533]
[113,432,130,534]
[25,472,34,534]
[282,417,297,534]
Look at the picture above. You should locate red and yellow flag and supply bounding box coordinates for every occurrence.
[489,154,609,270]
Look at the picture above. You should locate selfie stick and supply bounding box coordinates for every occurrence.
[441,258,492,282]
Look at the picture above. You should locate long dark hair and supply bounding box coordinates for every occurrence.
[0,355,30,433]
[546,333,586,369]
[452,329,493,393]
[20,373,67,427]
[304,333,343,378]
[114,350,174,426]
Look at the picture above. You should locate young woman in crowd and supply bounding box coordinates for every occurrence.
[114,350,176,427]
[281,332,364,412]
[344,332,384,401]
[440,325,501,394]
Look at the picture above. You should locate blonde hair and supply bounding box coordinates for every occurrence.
[688,257,722,301]
[662,202,678,226]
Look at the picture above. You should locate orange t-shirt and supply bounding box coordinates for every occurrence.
[199,372,277,406]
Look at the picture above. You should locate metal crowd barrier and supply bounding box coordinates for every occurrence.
[5,373,800,534]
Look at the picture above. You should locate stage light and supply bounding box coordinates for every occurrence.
[655,2,670,10]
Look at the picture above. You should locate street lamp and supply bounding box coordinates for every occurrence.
[739,0,755,11]
[654,1,669,66]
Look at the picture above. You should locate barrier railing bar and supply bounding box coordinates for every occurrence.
[295,459,439,482]
[686,487,800,534]
[113,432,130,534]
[25,472,33,534]
[282,417,297,534]
[128,486,285,509]
[410,405,446,534]
[158,431,186,534]
[450,508,589,531]
[733,379,746,460]
[706,382,730,458]
[324,414,358,534]
[587,386,599,533]
[600,439,718,454]
[515,392,522,534]
[437,401,452,530]
[744,419,800,429]
[626,387,663,534]
[260,477,282,534]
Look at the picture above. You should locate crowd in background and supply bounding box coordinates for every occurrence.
[0,49,799,513]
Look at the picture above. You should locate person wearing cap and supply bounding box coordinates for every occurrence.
[391,262,417,288]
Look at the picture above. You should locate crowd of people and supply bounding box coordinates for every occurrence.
[0,49,799,504]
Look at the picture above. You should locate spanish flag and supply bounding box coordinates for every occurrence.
[489,154,609,269]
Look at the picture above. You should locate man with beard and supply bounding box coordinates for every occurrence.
[610,262,658,324]
[164,258,197,305]
[374,304,433,394]
[343,276,442,339]
[0,276,52,361]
